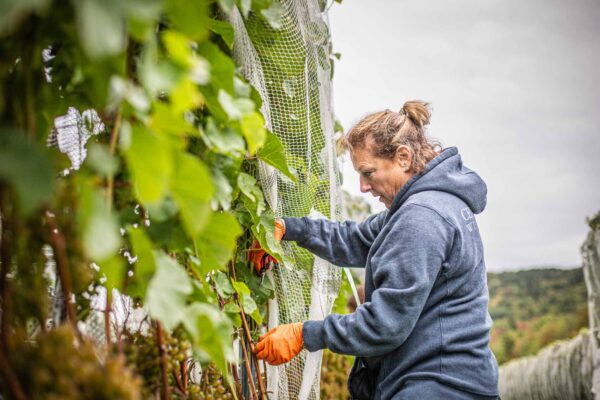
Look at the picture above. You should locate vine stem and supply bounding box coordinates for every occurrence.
[172,365,185,395]
[108,107,122,155]
[249,326,267,400]
[239,305,255,353]
[181,360,188,392]
[44,211,78,334]
[156,321,171,400]
[240,309,266,400]
[239,307,267,400]
[228,263,258,400]
[229,361,242,399]
[214,288,246,400]
[229,261,267,400]
[104,289,112,350]
[238,329,259,400]
[0,192,27,400]
[262,359,269,391]
[0,189,13,352]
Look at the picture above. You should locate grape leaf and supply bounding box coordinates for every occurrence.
[240,112,267,154]
[79,185,121,264]
[209,19,234,49]
[170,153,214,237]
[165,0,208,40]
[183,303,234,374]
[232,281,250,296]
[146,251,193,330]
[125,125,172,205]
[75,0,126,59]
[261,2,285,29]
[127,227,157,299]
[194,212,242,274]
[0,131,53,216]
[214,271,236,299]
[257,132,296,181]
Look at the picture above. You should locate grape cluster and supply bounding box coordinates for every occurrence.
[122,324,194,396]
[320,349,352,400]
[184,363,235,400]
[122,327,162,396]
[7,326,142,399]
[123,325,238,399]
[166,326,192,372]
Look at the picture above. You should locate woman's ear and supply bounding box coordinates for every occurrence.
[396,145,412,171]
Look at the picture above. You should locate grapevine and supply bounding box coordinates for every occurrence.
[1,0,284,398]
[0,0,346,398]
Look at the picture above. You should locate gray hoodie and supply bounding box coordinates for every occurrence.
[283,147,499,399]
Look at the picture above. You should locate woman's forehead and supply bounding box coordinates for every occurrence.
[351,147,377,168]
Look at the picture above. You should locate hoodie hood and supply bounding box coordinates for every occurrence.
[389,147,487,215]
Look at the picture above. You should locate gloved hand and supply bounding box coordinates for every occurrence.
[248,219,285,274]
[253,322,304,365]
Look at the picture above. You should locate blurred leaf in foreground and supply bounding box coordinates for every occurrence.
[0,130,53,216]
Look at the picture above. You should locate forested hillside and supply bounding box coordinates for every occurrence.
[488,268,588,364]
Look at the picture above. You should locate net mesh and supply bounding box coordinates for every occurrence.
[582,213,600,399]
[499,331,594,400]
[230,1,343,398]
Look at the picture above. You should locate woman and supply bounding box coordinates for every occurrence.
[253,101,499,400]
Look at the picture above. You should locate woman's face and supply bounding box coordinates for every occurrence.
[351,143,414,209]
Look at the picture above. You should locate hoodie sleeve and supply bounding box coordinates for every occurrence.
[282,211,387,268]
[301,204,455,356]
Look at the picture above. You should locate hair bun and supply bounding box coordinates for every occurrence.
[401,100,431,128]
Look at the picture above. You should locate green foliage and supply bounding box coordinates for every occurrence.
[0,131,54,215]
[184,303,235,372]
[241,112,267,154]
[257,131,297,181]
[74,0,128,59]
[332,270,354,315]
[127,227,157,299]
[170,152,214,237]
[214,271,236,299]
[165,0,209,40]
[194,212,242,274]
[124,125,172,204]
[146,252,194,331]
[79,183,121,264]
[0,0,306,397]
[488,268,589,364]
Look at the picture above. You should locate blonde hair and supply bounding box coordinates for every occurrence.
[343,101,442,174]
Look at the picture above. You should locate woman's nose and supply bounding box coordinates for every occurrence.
[359,177,371,193]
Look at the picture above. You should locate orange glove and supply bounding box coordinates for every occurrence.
[253,322,304,365]
[248,219,285,274]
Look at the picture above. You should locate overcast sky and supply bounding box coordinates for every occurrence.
[328,0,600,272]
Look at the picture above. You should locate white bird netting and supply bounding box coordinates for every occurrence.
[499,330,594,400]
[583,213,600,400]
[230,1,343,398]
